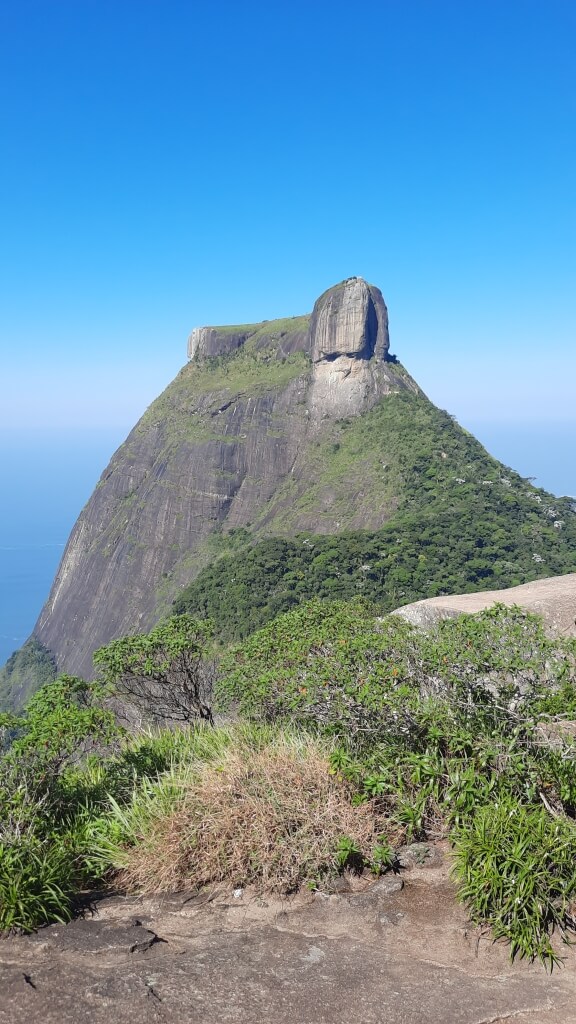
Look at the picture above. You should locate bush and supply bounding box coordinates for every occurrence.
[94,615,215,724]
[453,800,576,966]
[92,726,392,894]
[0,675,121,932]
[217,597,420,745]
[218,600,576,963]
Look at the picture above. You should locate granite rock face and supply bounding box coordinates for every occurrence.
[187,326,248,359]
[31,279,416,680]
[306,278,396,420]
[309,277,389,362]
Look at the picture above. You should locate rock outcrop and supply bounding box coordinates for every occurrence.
[308,280,399,420]
[309,277,389,362]
[392,573,576,636]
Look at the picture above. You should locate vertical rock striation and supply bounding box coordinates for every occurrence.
[309,277,389,362]
[307,278,401,420]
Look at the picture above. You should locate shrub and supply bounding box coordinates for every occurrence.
[217,598,420,746]
[218,600,576,963]
[0,676,121,932]
[94,615,215,724]
[452,799,576,966]
[93,726,392,894]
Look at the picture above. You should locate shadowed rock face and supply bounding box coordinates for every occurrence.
[30,278,415,681]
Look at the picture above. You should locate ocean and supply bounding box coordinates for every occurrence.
[0,421,574,671]
[0,430,123,667]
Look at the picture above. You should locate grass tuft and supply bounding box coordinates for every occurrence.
[96,727,389,895]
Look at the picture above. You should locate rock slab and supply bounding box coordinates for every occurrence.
[2,856,576,1024]
[392,572,576,636]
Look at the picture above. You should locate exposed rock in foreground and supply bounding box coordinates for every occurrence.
[393,572,576,635]
[2,850,575,1024]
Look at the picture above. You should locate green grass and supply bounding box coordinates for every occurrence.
[198,314,309,342]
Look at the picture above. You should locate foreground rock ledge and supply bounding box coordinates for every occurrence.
[392,572,576,636]
[2,851,576,1024]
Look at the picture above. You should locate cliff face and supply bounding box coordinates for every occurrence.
[33,278,417,678]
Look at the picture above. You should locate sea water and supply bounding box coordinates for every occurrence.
[0,431,122,667]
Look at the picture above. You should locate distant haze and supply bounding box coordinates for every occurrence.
[464,421,575,499]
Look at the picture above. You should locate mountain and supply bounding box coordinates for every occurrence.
[2,277,576,708]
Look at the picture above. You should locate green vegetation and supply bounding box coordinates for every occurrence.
[137,343,310,443]
[242,389,576,536]
[0,675,119,931]
[195,314,309,343]
[2,601,576,965]
[93,614,215,724]
[172,392,576,639]
[218,600,576,965]
[0,638,57,712]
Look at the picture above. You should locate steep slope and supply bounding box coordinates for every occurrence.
[2,276,576,706]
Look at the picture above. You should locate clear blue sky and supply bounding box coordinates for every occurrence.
[1,0,575,483]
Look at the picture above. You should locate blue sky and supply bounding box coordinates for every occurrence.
[1,1,575,486]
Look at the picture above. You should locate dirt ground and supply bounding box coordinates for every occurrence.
[2,845,576,1024]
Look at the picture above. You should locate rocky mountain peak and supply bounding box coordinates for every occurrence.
[8,278,415,692]
[310,277,390,363]
[186,278,389,364]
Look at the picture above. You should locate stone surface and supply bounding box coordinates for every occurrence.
[2,854,576,1024]
[188,326,248,359]
[396,843,442,869]
[308,278,394,420]
[392,572,576,636]
[309,277,389,362]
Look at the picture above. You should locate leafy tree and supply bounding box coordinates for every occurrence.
[94,615,215,724]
